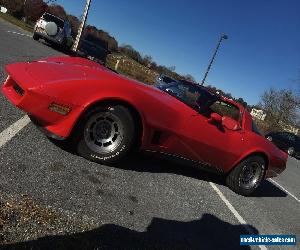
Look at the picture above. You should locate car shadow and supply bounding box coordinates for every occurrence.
[250,180,287,197]
[1,213,257,250]
[49,138,287,198]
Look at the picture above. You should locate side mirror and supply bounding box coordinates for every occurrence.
[208,112,222,124]
[222,116,240,131]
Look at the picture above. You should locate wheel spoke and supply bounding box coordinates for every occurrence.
[84,111,123,154]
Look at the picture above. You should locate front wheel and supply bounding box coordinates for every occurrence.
[72,105,136,164]
[226,156,265,196]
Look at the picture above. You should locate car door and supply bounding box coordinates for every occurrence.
[279,132,293,150]
[178,99,245,172]
[271,132,285,149]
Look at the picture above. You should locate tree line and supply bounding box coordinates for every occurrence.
[256,80,300,134]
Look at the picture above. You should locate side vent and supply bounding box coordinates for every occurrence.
[152,131,162,145]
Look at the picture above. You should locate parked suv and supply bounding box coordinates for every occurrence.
[33,12,73,49]
[266,131,300,159]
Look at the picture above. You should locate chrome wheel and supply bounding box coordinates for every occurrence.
[240,162,261,189]
[84,111,124,154]
[287,147,294,156]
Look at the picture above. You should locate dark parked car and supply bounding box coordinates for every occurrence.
[77,33,110,64]
[266,132,300,158]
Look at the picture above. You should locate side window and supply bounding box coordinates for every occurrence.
[64,22,72,36]
[179,85,200,107]
[286,133,295,142]
[209,101,240,121]
[162,76,176,84]
[277,132,285,138]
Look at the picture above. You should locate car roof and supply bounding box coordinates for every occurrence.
[42,12,65,22]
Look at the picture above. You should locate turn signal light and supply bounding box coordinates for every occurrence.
[48,103,71,115]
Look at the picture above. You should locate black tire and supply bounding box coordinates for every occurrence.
[226,156,266,196]
[72,105,136,164]
[33,32,39,41]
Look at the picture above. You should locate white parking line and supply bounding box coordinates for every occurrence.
[7,30,31,38]
[209,182,267,250]
[269,179,300,203]
[0,115,30,148]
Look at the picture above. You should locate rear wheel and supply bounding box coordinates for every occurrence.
[72,105,136,164]
[32,32,39,41]
[226,156,265,196]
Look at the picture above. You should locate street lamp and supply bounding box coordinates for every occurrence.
[201,33,228,85]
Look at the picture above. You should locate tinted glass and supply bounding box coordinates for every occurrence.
[162,76,176,83]
[158,82,217,110]
[64,21,72,36]
[210,101,240,121]
[296,136,300,145]
[286,133,296,142]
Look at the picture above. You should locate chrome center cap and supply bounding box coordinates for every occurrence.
[96,121,112,139]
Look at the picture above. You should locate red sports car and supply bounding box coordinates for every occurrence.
[2,56,288,196]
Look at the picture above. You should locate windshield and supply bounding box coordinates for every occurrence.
[157,82,218,111]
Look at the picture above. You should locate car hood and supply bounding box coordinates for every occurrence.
[26,56,116,84]
[5,56,164,97]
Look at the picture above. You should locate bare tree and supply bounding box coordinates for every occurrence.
[47,4,67,20]
[24,0,47,21]
[1,0,24,17]
[259,88,300,130]
[184,74,196,82]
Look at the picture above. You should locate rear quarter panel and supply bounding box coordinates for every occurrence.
[230,130,287,177]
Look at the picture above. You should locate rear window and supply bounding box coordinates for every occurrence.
[42,13,64,28]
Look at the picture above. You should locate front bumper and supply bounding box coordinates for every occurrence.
[1,66,84,138]
[29,115,65,140]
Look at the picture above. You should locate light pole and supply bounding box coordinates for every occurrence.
[72,0,92,52]
[201,33,228,85]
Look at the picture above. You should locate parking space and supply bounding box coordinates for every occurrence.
[0,18,299,249]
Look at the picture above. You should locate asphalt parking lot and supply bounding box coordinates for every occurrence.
[0,18,299,250]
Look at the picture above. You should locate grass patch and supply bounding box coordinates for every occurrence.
[106,53,159,84]
[0,13,33,32]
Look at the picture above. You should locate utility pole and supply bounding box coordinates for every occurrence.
[201,33,228,85]
[72,0,92,52]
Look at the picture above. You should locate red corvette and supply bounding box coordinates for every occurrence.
[2,56,287,195]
